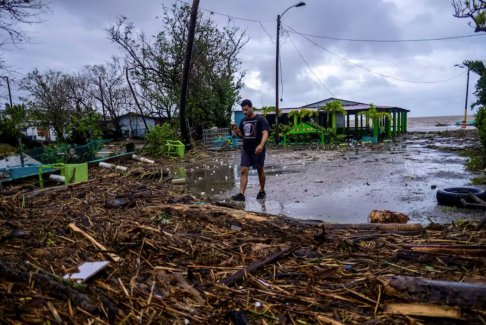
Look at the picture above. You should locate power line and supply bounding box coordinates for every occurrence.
[284,24,486,43]
[175,1,485,45]
[285,26,467,84]
[259,21,274,43]
[175,0,270,23]
[286,33,336,97]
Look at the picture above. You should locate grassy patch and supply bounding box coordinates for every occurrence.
[471,175,486,185]
[459,148,486,172]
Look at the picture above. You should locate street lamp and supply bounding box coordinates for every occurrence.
[275,1,306,144]
[455,64,470,129]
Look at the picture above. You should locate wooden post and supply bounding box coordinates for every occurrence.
[354,114,358,138]
[393,111,397,137]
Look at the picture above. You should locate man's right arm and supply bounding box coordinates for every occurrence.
[233,121,243,138]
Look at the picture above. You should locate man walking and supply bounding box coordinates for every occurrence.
[231,99,269,201]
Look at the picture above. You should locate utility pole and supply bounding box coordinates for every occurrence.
[275,2,306,145]
[455,63,471,129]
[5,76,12,108]
[1,76,24,166]
[98,76,106,122]
[275,14,281,144]
[179,0,200,148]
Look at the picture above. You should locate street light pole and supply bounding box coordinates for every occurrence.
[275,2,306,145]
[463,66,470,129]
[455,64,471,129]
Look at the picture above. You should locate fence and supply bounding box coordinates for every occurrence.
[202,128,240,151]
[26,140,110,164]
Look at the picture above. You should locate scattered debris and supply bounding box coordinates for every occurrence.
[369,210,409,223]
[99,161,128,172]
[0,160,485,324]
[49,174,65,183]
[132,154,155,164]
[171,178,186,185]
[63,261,110,283]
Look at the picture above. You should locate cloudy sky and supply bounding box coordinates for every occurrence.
[2,0,485,117]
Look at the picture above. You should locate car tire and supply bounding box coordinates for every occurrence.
[436,187,486,207]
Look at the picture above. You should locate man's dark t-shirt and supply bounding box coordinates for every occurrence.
[239,114,270,152]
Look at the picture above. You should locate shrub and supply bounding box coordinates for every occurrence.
[475,106,486,148]
[145,124,177,158]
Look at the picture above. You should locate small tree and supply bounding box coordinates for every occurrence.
[144,124,177,158]
[0,104,26,145]
[319,101,346,131]
[255,106,275,117]
[358,104,391,140]
[287,109,317,125]
[65,112,102,144]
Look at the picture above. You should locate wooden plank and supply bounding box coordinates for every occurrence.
[384,303,461,319]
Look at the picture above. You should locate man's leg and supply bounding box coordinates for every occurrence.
[240,167,249,195]
[257,167,265,192]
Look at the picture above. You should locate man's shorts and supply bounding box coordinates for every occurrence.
[241,148,266,169]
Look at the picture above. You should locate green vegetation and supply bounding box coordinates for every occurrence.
[144,124,178,158]
[319,101,345,131]
[471,175,486,185]
[358,104,391,140]
[453,1,486,32]
[109,3,247,139]
[0,104,27,145]
[66,112,102,144]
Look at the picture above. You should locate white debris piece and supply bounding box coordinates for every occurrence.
[63,261,110,283]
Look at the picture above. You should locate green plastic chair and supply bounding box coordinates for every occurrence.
[38,163,88,188]
[165,140,185,158]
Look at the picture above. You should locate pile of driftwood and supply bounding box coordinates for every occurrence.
[0,165,485,324]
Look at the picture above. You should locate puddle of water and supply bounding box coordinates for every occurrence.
[173,136,482,223]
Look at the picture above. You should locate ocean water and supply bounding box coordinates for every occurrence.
[408,115,476,132]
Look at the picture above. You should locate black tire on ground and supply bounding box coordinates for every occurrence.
[436,187,486,207]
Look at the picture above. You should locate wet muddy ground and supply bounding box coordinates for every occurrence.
[172,131,484,224]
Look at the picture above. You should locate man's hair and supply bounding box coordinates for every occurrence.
[241,99,252,107]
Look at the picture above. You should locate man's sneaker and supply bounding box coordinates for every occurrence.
[231,193,245,201]
[256,191,266,200]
